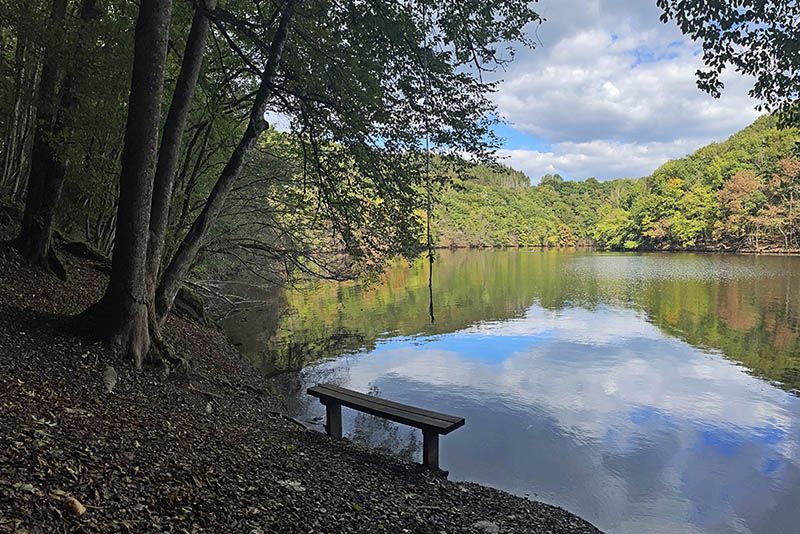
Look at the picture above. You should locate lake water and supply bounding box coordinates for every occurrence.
[223,250,800,533]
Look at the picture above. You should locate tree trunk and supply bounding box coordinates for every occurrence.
[1,33,27,189]
[1,6,38,193]
[146,0,215,297]
[78,0,172,368]
[14,0,101,279]
[175,122,212,230]
[17,0,66,244]
[173,120,209,213]
[155,0,296,322]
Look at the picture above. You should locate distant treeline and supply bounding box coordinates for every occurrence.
[435,115,800,252]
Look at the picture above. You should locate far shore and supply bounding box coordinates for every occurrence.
[432,244,800,256]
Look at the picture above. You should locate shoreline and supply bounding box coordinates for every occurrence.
[430,244,800,256]
[0,241,600,533]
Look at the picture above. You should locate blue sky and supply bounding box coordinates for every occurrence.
[490,0,761,183]
[492,123,552,152]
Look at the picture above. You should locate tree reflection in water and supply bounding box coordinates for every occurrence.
[350,386,421,462]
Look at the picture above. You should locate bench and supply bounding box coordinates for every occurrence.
[307,383,465,470]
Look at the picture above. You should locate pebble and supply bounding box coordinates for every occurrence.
[473,520,500,533]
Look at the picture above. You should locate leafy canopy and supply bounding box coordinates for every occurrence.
[657,0,800,123]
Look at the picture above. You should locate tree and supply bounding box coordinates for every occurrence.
[0,0,42,197]
[657,0,800,124]
[146,0,216,302]
[671,183,715,247]
[593,206,638,250]
[154,0,296,321]
[3,0,542,366]
[13,0,66,276]
[763,157,800,249]
[154,0,542,320]
[11,0,101,278]
[716,171,764,250]
[78,0,173,368]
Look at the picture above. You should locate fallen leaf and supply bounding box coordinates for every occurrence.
[277,480,306,492]
[32,416,56,427]
[64,496,86,517]
[13,482,35,493]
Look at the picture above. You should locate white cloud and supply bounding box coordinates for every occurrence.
[492,0,763,181]
[265,111,292,132]
[298,301,800,531]
[498,138,703,180]
[320,305,799,432]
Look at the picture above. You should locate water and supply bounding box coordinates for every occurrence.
[223,250,800,533]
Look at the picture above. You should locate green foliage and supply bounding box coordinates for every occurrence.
[431,115,799,253]
[1,0,543,290]
[627,115,799,251]
[434,164,637,248]
[593,207,638,250]
[658,0,800,125]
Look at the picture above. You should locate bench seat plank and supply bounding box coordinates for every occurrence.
[307,384,465,434]
[314,384,464,425]
[312,384,464,423]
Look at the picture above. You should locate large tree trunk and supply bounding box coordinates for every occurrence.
[14,0,102,279]
[16,0,66,265]
[79,0,172,368]
[155,0,296,322]
[146,0,215,297]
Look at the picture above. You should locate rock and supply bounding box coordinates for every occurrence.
[64,496,86,516]
[472,520,500,533]
[103,365,117,393]
[205,402,213,414]
[277,480,306,492]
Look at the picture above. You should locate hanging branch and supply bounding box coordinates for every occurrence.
[423,3,435,325]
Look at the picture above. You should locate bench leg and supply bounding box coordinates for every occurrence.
[422,429,439,470]
[325,402,342,438]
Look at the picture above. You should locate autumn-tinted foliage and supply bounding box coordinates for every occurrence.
[433,115,799,252]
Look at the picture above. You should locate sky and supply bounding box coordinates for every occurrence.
[491,0,763,183]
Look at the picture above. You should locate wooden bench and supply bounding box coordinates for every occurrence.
[307,383,465,470]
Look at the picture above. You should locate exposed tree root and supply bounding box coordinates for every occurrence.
[46,247,67,281]
[148,306,189,373]
[75,290,191,374]
[187,383,223,399]
[3,236,66,281]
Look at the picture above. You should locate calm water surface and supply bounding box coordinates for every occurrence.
[224,250,800,533]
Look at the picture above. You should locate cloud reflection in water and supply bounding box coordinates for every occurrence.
[297,303,800,533]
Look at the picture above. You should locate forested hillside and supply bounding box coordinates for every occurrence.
[434,169,636,248]
[433,115,799,252]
